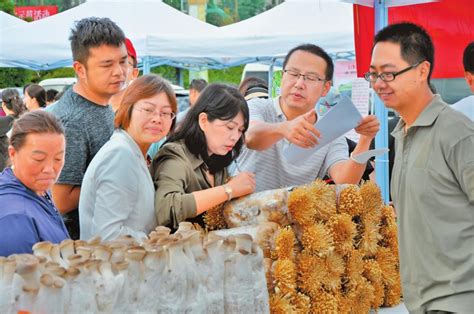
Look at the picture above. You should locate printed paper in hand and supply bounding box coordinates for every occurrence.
[283,95,362,164]
[347,78,371,142]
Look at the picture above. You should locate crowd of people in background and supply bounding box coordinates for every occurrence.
[0,15,472,314]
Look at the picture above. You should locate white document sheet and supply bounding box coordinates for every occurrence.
[283,95,362,163]
[347,78,371,142]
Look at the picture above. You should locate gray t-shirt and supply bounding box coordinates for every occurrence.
[49,86,114,239]
[235,97,348,192]
[49,87,115,186]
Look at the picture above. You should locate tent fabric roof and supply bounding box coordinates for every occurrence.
[0,0,217,70]
[0,11,27,30]
[146,0,355,70]
[0,0,355,70]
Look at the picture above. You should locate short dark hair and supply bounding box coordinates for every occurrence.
[25,84,46,108]
[1,88,26,118]
[189,79,208,92]
[374,22,435,85]
[167,83,249,174]
[115,74,177,131]
[69,17,126,64]
[239,76,268,96]
[283,44,334,81]
[46,89,59,103]
[54,90,65,102]
[463,41,474,73]
[10,111,64,151]
[23,83,31,94]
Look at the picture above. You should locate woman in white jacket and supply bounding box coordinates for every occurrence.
[79,74,177,241]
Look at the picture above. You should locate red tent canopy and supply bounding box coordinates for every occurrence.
[354,0,474,78]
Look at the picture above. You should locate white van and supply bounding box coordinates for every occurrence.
[39,77,190,109]
[39,77,77,92]
[241,63,282,86]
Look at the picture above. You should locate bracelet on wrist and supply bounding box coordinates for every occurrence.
[224,185,233,201]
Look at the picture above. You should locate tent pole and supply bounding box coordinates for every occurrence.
[269,57,276,97]
[143,56,151,75]
[374,0,390,203]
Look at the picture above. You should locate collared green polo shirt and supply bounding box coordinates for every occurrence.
[391,95,474,313]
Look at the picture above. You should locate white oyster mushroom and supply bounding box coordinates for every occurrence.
[92,245,112,262]
[94,261,124,313]
[12,254,39,313]
[58,239,75,262]
[156,239,192,312]
[123,247,147,312]
[32,241,53,262]
[34,273,67,314]
[204,236,226,313]
[67,260,98,313]
[250,243,270,313]
[223,236,255,313]
[0,257,17,314]
[50,244,68,269]
[141,248,168,313]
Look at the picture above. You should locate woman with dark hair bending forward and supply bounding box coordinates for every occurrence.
[151,83,256,229]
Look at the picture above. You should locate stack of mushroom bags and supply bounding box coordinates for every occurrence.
[0,222,269,313]
[214,179,401,313]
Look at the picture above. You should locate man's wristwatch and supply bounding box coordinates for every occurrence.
[224,185,233,201]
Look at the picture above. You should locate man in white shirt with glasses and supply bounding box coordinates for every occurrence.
[235,44,380,191]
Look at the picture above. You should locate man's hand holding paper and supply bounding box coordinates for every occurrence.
[355,115,380,140]
[282,109,321,148]
[284,95,367,163]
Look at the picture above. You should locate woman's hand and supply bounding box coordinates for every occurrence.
[227,172,256,198]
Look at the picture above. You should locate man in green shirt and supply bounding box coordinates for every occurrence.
[366,22,474,313]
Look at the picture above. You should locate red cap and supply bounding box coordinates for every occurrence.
[125,38,137,62]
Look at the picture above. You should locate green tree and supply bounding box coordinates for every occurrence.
[208,65,243,87]
[0,0,14,14]
[0,68,34,88]
[151,65,183,85]
[150,65,243,89]
[237,0,265,21]
[206,0,234,26]
[162,0,182,11]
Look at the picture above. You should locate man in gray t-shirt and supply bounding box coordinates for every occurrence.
[236,44,380,191]
[49,17,128,239]
[50,87,115,238]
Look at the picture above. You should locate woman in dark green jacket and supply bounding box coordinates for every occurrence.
[151,84,256,229]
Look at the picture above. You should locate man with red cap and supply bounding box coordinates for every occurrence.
[109,38,140,112]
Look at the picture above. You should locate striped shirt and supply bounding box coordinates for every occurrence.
[235,97,348,192]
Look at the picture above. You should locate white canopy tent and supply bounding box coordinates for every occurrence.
[0,0,217,70]
[0,0,355,71]
[145,0,355,70]
[0,11,27,30]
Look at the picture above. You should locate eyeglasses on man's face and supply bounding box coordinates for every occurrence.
[364,61,423,83]
[283,69,326,84]
[134,106,176,120]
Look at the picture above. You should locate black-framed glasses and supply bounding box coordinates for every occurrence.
[283,69,326,83]
[364,61,423,83]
